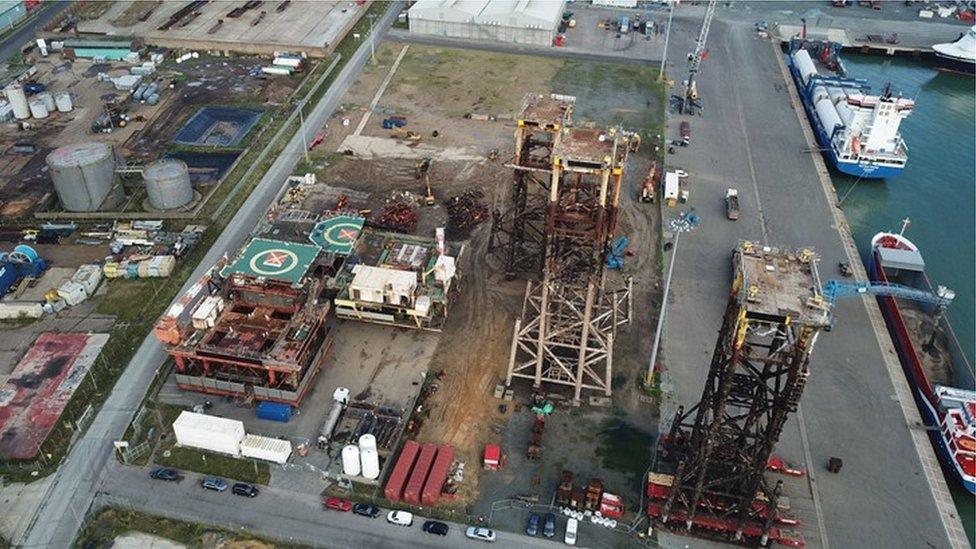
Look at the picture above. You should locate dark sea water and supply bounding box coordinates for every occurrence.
[828,54,975,546]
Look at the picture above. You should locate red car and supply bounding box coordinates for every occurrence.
[325,497,353,512]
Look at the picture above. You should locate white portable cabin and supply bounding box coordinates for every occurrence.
[240,433,292,464]
[172,411,245,456]
[663,172,680,206]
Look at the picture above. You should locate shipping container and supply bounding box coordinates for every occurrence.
[402,443,437,505]
[256,401,292,422]
[421,444,454,505]
[384,440,420,502]
[240,433,291,464]
[172,410,245,456]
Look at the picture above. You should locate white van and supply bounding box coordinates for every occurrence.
[564,517,578,546]
[387,510,413,526]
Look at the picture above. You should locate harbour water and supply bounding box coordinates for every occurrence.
[828,54,975,545]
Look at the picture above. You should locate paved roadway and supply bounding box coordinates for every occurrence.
[656,11,959,549]
[15,3,407,547]
[0,1,69,63]
[97,462,560,549]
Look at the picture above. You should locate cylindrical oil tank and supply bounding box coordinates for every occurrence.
[54,92,72,112]
[342,445,361,476]
[359,434,377,453]
[792,49,817,85]
[815,98,843,134]
[47,142,119,212]
[144,158,193,210]
[360,447,380,480]
[146,93,159,106]
[37,92,55,112]
[4,84,29,119]
[811,86,829,104]
[132,83,148,101]
[28,98,48,119]
[835,100,853,126]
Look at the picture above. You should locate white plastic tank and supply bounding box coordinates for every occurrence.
[358,433,377,453]
[47,142,120,212]
[811,86,829,104]
[342,445,362,476]
[835,100,854,126]
[815,98,843,133]
[144,158,193,210]
[792,49,817,85]
[37,92,55,112]
[360,447,380,480]
[4,84,29,119]
[54,92,72,112]
[828,87,847,105]
[28,98,48,119]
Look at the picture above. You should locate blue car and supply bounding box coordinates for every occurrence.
[526,513,540,536]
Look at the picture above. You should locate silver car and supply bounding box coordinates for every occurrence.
[465,526,496,542]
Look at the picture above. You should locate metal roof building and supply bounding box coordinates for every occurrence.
[408,0,566,47]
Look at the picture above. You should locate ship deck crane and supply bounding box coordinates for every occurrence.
[822,279,955,345]
[677,0,717,115]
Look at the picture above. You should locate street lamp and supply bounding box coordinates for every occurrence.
[367,13,377,64]
[657,2,675,82]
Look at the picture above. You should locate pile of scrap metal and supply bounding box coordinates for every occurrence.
[370,202,417,233]
[444,190,487,237]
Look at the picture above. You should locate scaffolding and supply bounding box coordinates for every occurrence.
[647,242,831,546]
[505,126,633,405]
[489,93,575,279]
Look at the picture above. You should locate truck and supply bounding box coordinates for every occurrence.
[725,188,740,220]
[679,121,690,145]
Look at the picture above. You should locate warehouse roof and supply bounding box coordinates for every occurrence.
[409,0,565,28]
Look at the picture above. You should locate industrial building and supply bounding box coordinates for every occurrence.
[0,0,27,32]
[407,0,567,47]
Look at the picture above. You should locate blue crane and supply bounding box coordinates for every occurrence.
[822,280,955,307]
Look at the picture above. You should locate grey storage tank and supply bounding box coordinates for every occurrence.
[47,142,122,212]
[144,158,193,210]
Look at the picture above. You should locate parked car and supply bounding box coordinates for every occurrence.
[200,476,228,492]
[422,520,449,536]
[149,468,180,481]
[232,482,259,497]
[543,513,556,538]
[325,497,353,512]
[387,510,413,526]
[565,517,578,546]
[352,502,380,518]
[465,527,496,542]
[526,513,540,536]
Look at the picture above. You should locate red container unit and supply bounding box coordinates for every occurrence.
[402,443,437,505]
[421,444,455,505]
[383,440,420,502]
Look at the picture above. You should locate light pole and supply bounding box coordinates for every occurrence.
[657,2,674,81]
[367,13,377,64]
[298,103,310,164]
[645,216,694,387]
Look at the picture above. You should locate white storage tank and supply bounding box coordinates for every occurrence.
[47,142,121,212]
[792,49,817,85]
[144,158,193,210]
[835,100,854,126]
[172,410,245,456]
[811,86,829,104]
[54,92,72,112]
[359,433,377,453]
[342,445,362,476]
[360,447,380,480]
[815,98,843,134]
[37,91,55,112]
[4,84,29,119]
[28,98,48,119]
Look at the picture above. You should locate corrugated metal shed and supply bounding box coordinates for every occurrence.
[240,433,292,464]
[173,411,245,456]
[408,0,565,46]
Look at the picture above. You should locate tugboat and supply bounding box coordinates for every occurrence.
[870,219,976,494]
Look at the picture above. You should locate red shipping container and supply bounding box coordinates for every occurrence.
[421,444,454,506]
[383,440,420,502]
[402,443,437,505]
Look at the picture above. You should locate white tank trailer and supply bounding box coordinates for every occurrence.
[342,445,362,476]
[47,143,122,212]
[317,387,350,449]
[4,84,29,120]
[144,158,193,210]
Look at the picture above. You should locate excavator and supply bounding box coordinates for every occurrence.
[416,157,436,206]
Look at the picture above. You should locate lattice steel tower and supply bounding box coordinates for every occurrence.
[647,242,831,545]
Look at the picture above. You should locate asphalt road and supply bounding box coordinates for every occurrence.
[99,463,561,549]
[16,3,408,547]
[656,11,956,549]
[0,1,69,63]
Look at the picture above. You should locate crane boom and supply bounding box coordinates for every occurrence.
[823,280,955,307]
[681,0,718,115]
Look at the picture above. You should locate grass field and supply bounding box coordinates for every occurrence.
[155,444,271,486]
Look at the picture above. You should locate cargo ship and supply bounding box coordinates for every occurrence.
[787,39,914,179]
[869,219,976,494]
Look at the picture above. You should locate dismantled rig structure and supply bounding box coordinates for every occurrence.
[503,99,634,405]
[647,242,831,547]
[489,93,575,279]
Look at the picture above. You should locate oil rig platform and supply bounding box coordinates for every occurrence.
[646,241,832,547]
